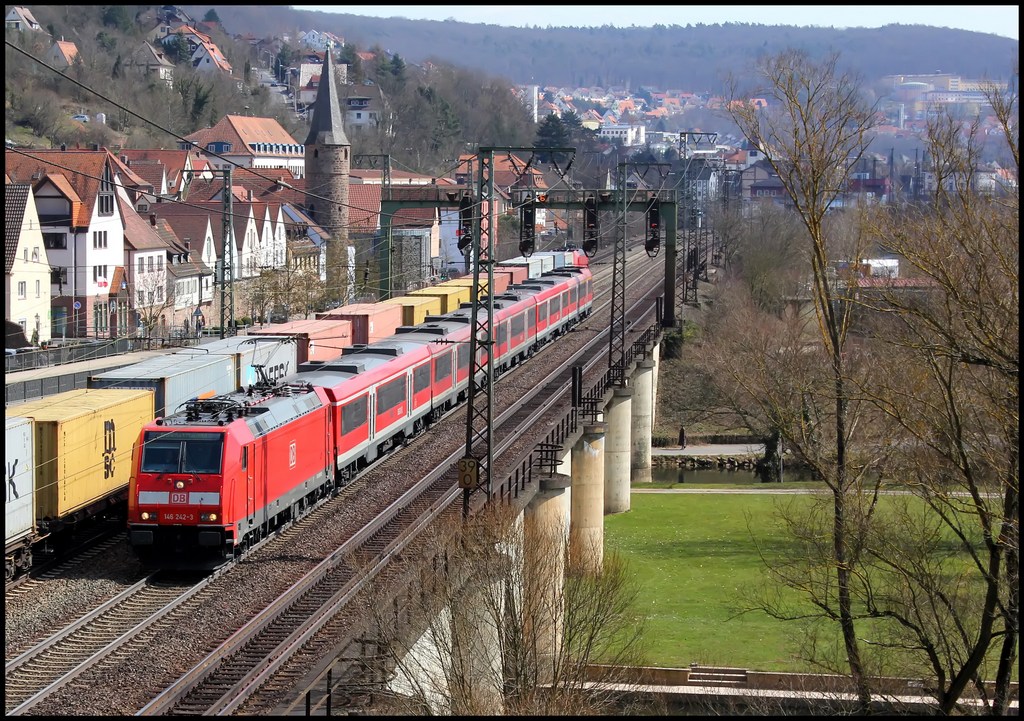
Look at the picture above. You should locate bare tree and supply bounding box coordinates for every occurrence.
[366,503,651,715]
[131,272,177,342]
[723,49,882,708]
[854,73,1019,714]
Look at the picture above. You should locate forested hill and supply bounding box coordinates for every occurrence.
[198,5,1018,89]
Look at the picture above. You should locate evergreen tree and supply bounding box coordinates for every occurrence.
[203,9,221,24]
[535,112,570,162]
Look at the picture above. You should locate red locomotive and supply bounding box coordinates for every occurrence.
[127,266,593,566]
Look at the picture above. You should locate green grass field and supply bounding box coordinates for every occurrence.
[605,492,822,671]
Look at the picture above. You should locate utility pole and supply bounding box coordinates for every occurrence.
[460,146,574,518]
[353,154,393,299]
[219,168,235,338]
[676,132,717,319]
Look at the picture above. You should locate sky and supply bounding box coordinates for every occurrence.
[295,5,1019,41]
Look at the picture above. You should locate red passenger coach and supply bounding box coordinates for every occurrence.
[128,381,333,565]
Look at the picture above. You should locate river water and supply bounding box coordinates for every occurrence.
[648,465,816,485]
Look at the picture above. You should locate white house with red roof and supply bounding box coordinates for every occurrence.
[183,115,306,178]
[5,6,41,32]
[5,149,132,338]
[45,39,79,70]
[5,181,51,344]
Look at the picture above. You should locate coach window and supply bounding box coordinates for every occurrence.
[537,301,547,323]
[434,352,452,384]
[457,343,470,374]
[510,314,524,338]
[377,378,405,415]
[562,291,570,309]
[496,323,507,347]
[341,396,368,434]
[413,363,430,395]
[551,296,560,316]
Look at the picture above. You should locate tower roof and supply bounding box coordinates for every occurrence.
[304,48,350,147]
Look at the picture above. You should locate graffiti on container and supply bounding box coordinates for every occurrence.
[6,459,19,501]
[103,419,117,479]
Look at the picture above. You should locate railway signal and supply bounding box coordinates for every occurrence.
[519,194,536,257]
[582,195,598,257]
[457,195,473,252]
[645,198,661,257]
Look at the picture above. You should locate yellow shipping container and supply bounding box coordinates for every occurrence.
[407,286,471,314]
[12,388,155,522]
[381,295,443,326]
[440,277,489,294]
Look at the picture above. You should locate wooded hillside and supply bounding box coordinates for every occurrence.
[197,6,1019,89]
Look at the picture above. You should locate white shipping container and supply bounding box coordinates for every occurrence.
[503,256,545,279]
[5,416,35,551]
[88,354,236,417]
[549,251,571,268]
[175,336,299,388]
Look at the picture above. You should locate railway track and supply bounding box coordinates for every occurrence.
[4,572,207,715]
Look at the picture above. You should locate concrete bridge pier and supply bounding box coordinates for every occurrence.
[570,422,606,573]
[604,387,633,514]
[451,574,505,715]
[631,359,656,483]
[651,342,661,427]
[524,474,570,683]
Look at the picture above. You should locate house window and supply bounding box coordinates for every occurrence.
[138,290,145,305]
[98,165,115,216]
[43,232,66,249]
[138,258,145,274]
[32,248,39,262]
[35,280,40,298]
[17,281,26,299]
[147,257,154,273]
[157,256,164,271]
[51,267,67,286]
[156,287,163,303]
[92,230,108,248]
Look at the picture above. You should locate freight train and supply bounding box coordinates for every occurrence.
[126,264,593,567]
[5,389,156,581]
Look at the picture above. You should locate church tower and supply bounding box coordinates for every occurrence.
[304,47,351,303]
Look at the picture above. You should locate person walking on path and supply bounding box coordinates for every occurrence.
[678,426,687,448]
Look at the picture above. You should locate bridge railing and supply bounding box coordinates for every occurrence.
[494,319,662,506]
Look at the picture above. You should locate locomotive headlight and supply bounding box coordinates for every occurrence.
[200,512,218,522]
[174,480,186,490]
[141,511,154,521]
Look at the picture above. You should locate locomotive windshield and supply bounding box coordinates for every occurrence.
[141,431,224,474]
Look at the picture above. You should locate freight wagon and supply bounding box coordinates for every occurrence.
[379,295,443,326]
[10,388,155,548]
[317,303,404,345]
[172,335,299,388]
[89,353,238,418]
[249,319,353,364]
[5,416,35,580]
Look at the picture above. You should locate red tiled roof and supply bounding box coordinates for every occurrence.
[184,115,300,157]
[120,195,169,251]
[4,148,115,227]
[348,184,381,233]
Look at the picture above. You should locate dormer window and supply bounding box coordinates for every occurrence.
[98,164,115,215]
